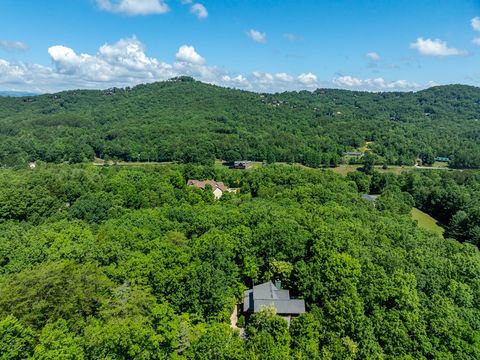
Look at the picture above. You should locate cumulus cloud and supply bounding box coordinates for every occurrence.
[0,58,72,93]
[247,29,267,44]
[473,37,480,46]
[410,37,466,57]
[333,75,435,91]
[1,36,432,93]
[366,52,380,61]
[0,37,318,92]
[249,71,318,91]
[222,74,250,88]
[275,73,294,82]
[334,75,362,87]
[0,40,28,52]
[97,0,169,15]
[175,45,206,65]
[47,38,175,83]
[297,73,318,85]
[472,17,480,31]
[190,3,208,19]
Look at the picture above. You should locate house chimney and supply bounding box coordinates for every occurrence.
[275,279,281,290]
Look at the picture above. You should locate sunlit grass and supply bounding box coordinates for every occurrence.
[411,207,444,237]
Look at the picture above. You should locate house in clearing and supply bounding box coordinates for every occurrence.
[243,281,305,326]
[187,179,234,199]
[231,161,253,170]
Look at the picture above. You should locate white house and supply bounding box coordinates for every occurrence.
[187,179,231,199]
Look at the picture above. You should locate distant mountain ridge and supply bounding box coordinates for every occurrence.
[0,78,479,168]
[0,91,39,97]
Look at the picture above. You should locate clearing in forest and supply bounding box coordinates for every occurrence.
[411,208,444,237]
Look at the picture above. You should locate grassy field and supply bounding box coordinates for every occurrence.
[329,164,410,176]
[411,207,444,237]
[329,164,361,176]
[431,161,449,168]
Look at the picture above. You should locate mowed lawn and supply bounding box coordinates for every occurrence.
[411,207,445,237]
[330,164,409,176]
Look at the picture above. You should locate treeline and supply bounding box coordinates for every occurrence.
[347,165,480,247]
[0,164,479,358]
[346,168,480,247]
[0,79,479,168]
[400,171,480,246]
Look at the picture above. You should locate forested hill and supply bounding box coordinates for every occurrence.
[0,164,479,358]
[0,77,479,168]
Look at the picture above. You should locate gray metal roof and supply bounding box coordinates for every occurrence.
[253,299,306,314]
[243,290,253,313]
[243,282,305,315]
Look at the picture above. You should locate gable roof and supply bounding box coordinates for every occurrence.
[243,281,305,315]
[187,179,228,192]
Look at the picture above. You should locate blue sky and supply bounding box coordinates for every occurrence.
[0,0,479,92]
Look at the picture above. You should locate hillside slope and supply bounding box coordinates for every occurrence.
[0,164,479,358]
[0,78,479,168]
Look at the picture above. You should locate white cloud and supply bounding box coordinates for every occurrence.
[472,17,480,31]
[0,36,435,94]
[0,40,28,52]
[366,52,380,61]
[222,74,250,88]
[47,37,174,83]
[283,33,303,42]
[298,73,318,85]
[333,75,435,91]
[190,3,208,19]
[0,38,319,92]
[0,38,227,92]
[334,75,362,87]
[410,37,466,57]
[473,37,480,46]
[175,45,205,65]
[97,0,169,15]
[275,72,294,82]
[249,71,318,91]
[247,29,267,44]
[0,59,65,93]
[252,71,274,84]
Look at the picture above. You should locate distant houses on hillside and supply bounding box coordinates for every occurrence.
[187,179,237,199]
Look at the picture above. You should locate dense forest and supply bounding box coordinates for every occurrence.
[0,77,479,168]
[0,163,479,359]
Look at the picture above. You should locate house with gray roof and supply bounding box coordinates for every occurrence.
[243,281,305,325]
